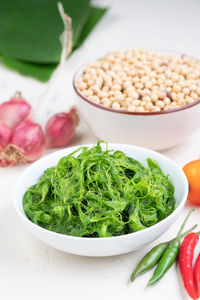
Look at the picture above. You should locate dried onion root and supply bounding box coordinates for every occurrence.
[0,144,28,167]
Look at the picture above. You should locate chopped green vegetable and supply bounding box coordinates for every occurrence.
[23,142,176,237]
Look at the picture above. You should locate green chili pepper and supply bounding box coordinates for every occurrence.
[130,224,197,282]
[130,242,168,281]
[148,208,194,286]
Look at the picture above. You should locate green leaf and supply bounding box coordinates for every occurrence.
[77,6,108,47]
[0,3,107,81]
[0,0,91,63]
[0,55,56,82]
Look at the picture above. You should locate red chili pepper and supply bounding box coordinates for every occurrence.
[194,252,200,299]
[179,232,199,300]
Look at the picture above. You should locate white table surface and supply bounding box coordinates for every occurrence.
[0,0,200,299]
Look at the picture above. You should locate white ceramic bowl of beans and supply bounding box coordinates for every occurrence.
[73,49,200,151]
[13,143,188,256]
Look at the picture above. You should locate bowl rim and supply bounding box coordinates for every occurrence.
[13,143,188,242]
[73,49,200,116]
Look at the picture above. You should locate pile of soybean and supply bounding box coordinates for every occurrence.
[23,142,175,237]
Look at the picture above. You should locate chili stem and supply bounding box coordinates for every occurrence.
[166,224,197,244]
[177,208,195,241]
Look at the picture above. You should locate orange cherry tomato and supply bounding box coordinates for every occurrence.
[183,159,200,205]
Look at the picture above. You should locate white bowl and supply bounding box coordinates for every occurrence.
[13,143,188,257]
[73,57,200,151]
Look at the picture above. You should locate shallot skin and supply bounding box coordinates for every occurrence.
[0,92,31,130]
[45,111,76,148]
[11,119,46,162]
[0,122,12,150]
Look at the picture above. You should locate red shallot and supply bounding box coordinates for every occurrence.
[0,122,12,150]
[45,108,79,148]
[0,92,31,130]
[0,119,46,166]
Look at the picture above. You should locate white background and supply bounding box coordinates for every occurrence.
[0,0,200,299]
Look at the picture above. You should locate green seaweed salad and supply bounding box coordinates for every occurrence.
[23,142,176,238]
